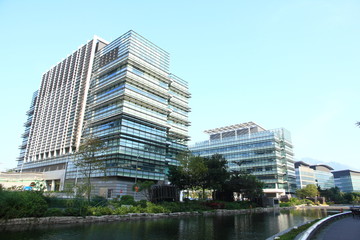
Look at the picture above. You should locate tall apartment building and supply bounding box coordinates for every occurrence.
[17,31,190,197]
[190,122,296,197]
[333,170,360,193]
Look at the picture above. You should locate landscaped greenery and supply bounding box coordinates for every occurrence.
[277,219,320,240]
[279,197,315,207]
[0,190,48,219]
[168,152,264,202]
[0,187,259,220]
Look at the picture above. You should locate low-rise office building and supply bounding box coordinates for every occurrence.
[190,122,296,198]
[295,161,316,188]
[333,170,360,193]
[295,161,334,189]
[311,164,334,190]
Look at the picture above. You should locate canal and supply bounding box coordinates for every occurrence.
[0,208,338,240]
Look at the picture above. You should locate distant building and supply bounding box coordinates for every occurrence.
[295,161,316,188]
[190,122,296,197]
[333,170,360,193]
[295,162,334,189]
[310,164,334,190]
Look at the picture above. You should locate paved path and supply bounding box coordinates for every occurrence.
[313,216,360,240]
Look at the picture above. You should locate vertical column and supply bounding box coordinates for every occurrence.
[51,179,55,191]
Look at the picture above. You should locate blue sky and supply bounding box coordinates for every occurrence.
[0,0,359,171]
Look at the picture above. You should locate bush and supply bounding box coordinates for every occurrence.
[280,202,292,207]
[91,195,108,207]
[145,202,169,213]
[224,202,246,209]
[63,206,90,217]
[45,197,69,208]
[113,205,143,215]
[0,191,48,219]
[88,206,113,216]
[120,195,136,205]
[159,200,210,212]
[203,201,225,209]
[280,198,315,207]
[137,200,148,208]
[45,208,64,216]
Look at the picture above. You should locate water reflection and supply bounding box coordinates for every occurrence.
[0,209,336,240]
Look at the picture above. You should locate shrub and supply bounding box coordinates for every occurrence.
[145,202,169,213]
[113,205,143,215]
[224,202,244,209]
[280,202,292,207]
[0,191,48,219]
[63,206,90,217]
[114,206,131,215]
[45,197,69,208]
[203,201,225,209]
[137,200,147,208]
[88,206,113,216]
[120,195,136,205]
[45,208,64,216]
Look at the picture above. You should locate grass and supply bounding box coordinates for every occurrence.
[277,219,320,240]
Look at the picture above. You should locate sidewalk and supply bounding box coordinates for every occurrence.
[313,216,360,240]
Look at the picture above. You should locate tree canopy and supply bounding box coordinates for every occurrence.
[167,152,264,201]
[74,136,108,201]
[296,184,319,199]
[225,171,264,202]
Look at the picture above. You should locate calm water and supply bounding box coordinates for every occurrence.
[0,209,337,240]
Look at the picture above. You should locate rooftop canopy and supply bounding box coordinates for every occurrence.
[204,121,266,135]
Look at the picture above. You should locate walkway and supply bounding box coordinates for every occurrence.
[313,215,360,240]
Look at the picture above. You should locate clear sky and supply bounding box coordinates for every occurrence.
[1,0,359,171]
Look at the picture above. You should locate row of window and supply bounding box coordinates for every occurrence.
[192,141,275,156]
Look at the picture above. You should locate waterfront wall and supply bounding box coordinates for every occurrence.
[0,207,293,228]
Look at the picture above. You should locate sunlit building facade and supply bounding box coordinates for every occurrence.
[17,31,190,198]
[190,122,296,197]
[333,170,360,193]
[295,161,316,189]
[310,164,334,190]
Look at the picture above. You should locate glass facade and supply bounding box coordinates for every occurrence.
[17,31,190,195]
[294,162,316,189]
[295,162,334,190]
[190,122,296,194]
[310,165,334,190]
[333,170,360,193]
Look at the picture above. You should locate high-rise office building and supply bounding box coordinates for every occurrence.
[190,122,296,197]
[17,31,190,197]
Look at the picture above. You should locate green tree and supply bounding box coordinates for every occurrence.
[74,136,108,202]
[167,152,208,198]
[203,154,229,191]
[296,184,319,199]
[225,171,264,202]
[319,186,344,203]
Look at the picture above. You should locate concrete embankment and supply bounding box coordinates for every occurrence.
[0,207,294,228]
